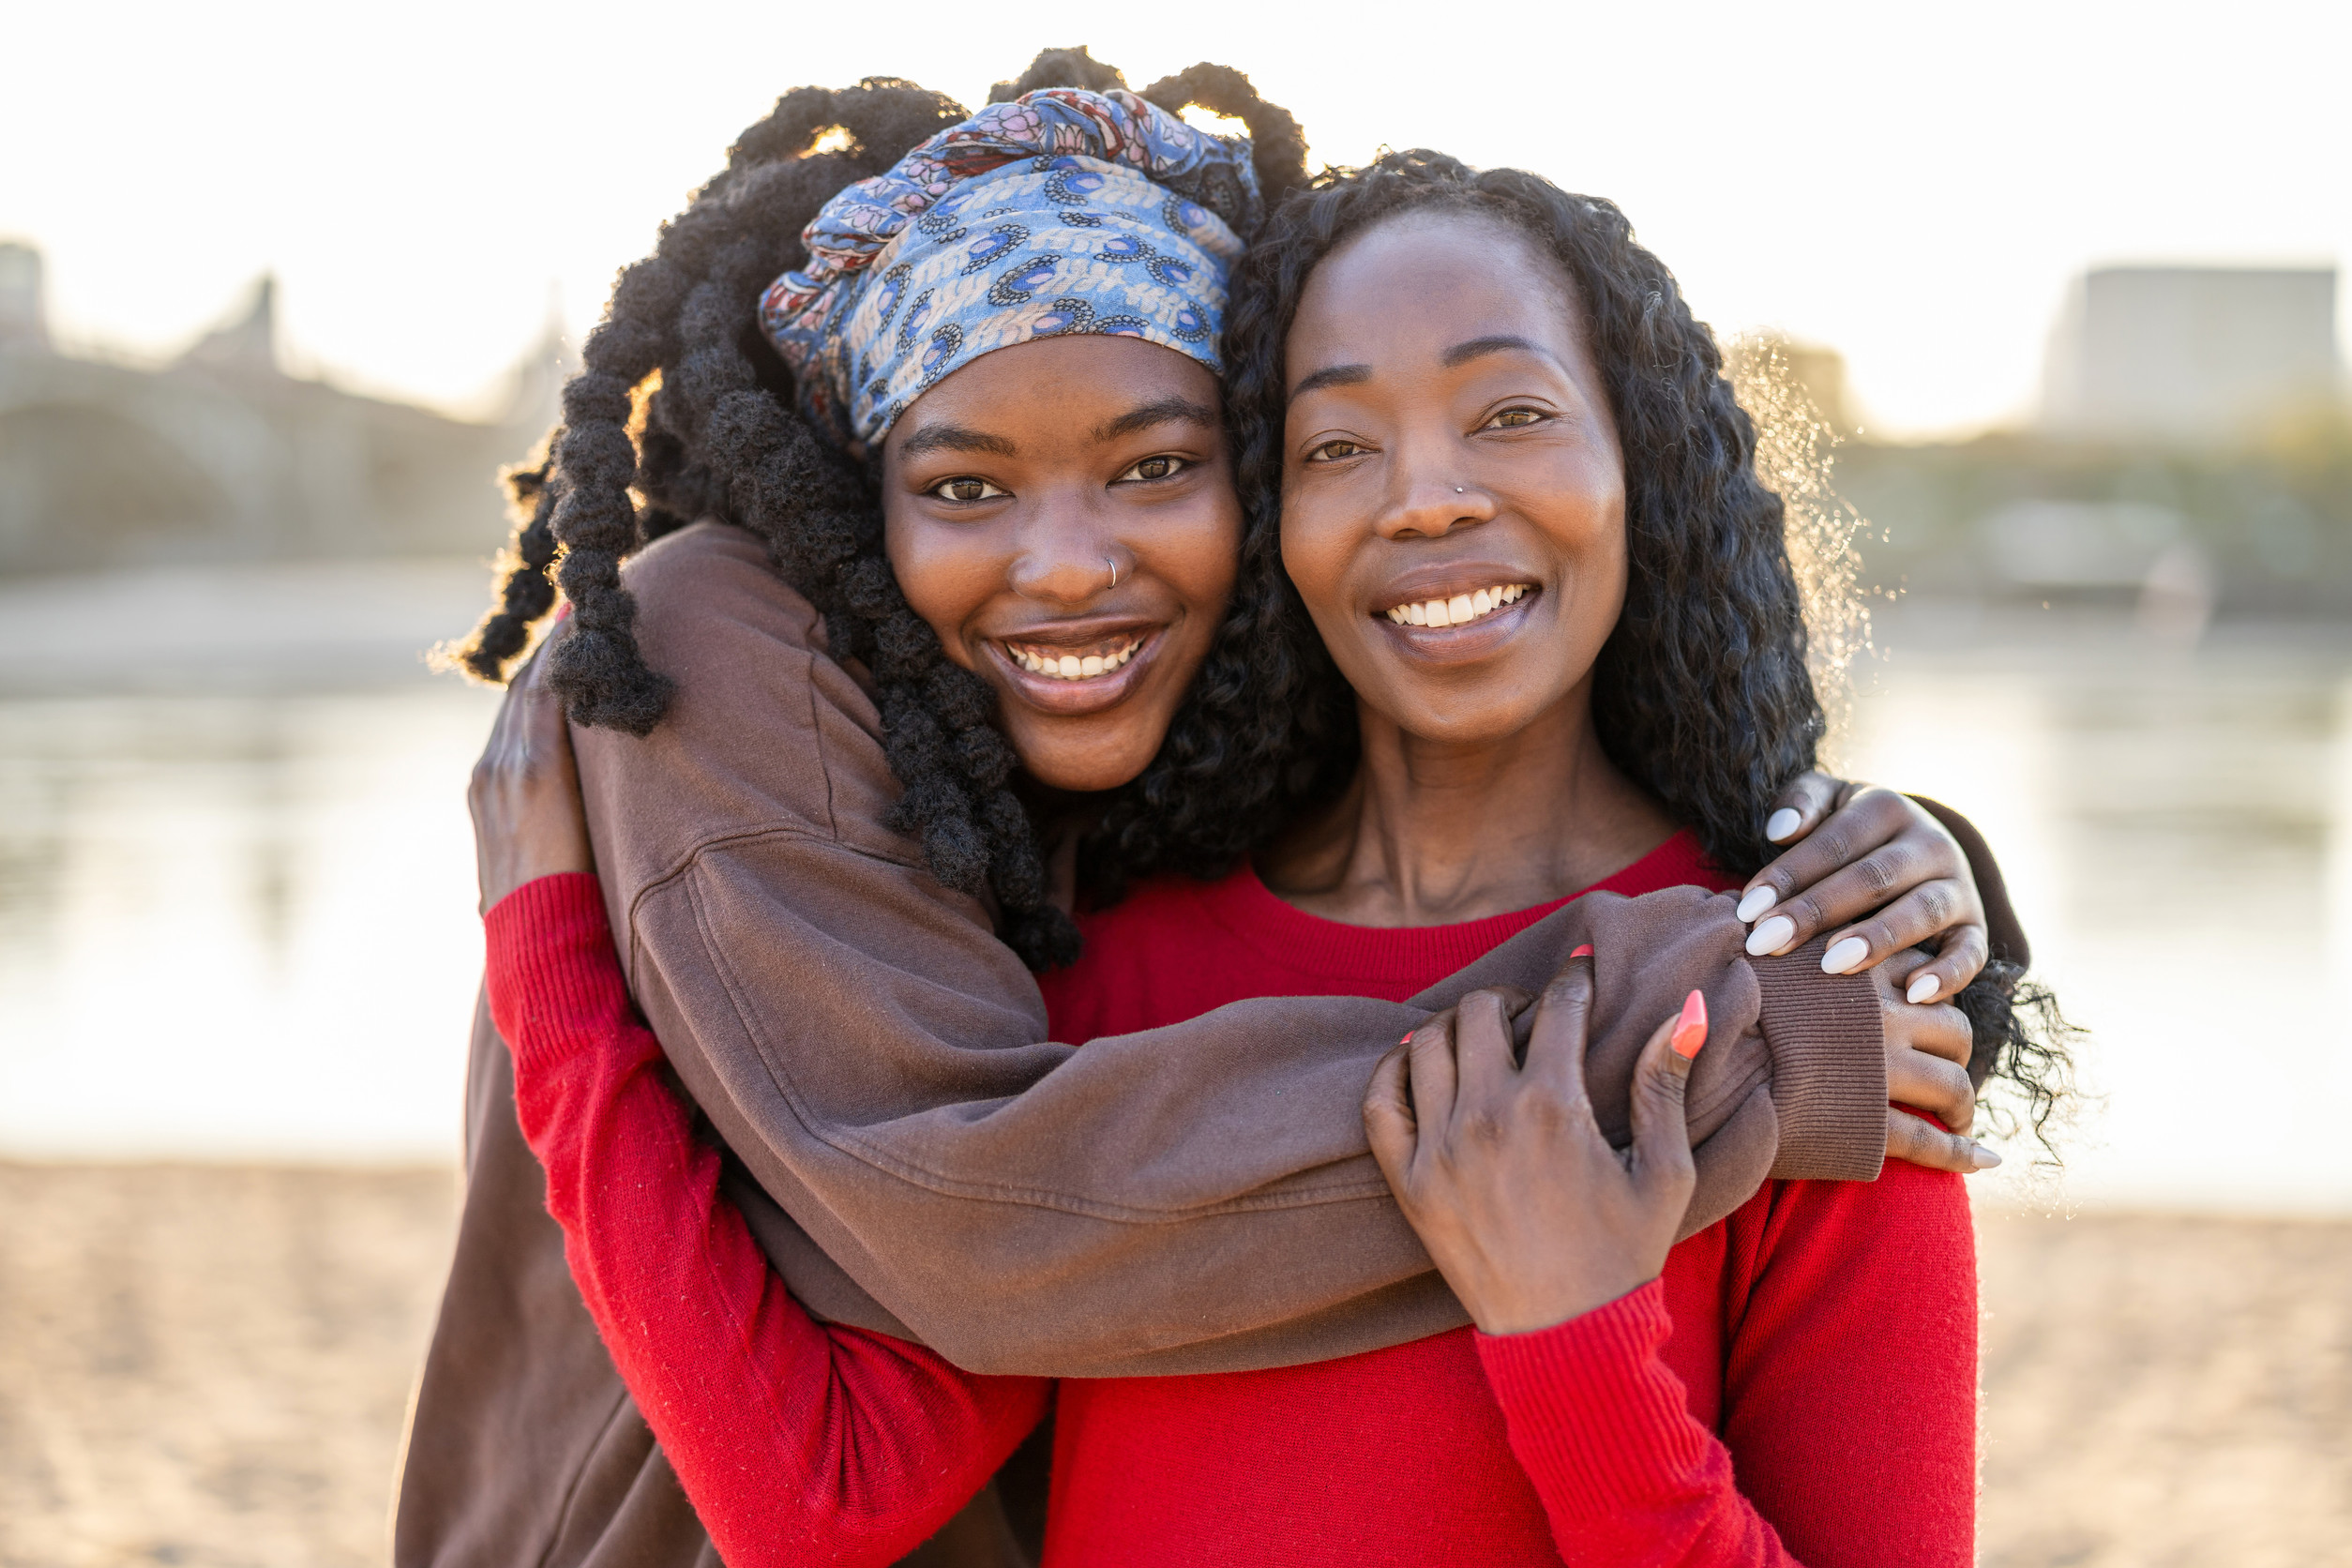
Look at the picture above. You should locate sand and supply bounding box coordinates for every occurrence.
[1,1165,2346,1568]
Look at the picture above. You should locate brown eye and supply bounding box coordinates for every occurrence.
[927,475,1008,503]
[1308,439,1365,462]
[1487,408,1545,430]
[1117,454,1188,483]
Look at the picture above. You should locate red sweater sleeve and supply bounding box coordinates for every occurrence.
[484,874,1048,1568]
[1476,1162,1976,1568]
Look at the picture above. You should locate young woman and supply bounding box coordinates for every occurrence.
[449,94,2055,1565]
[404,58,2025,1568]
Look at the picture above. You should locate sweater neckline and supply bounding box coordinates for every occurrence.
[1190,830,1719,988]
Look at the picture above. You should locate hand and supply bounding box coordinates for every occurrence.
[1870,949,2000,1172]
[469,643,595,913]
[1737,776,1988,1006]
[1364,971,1699,1335]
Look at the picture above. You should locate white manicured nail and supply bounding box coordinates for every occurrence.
[1735,885,1778,923]
[1821,935,1870,974]
[1745,915,1795,957]
[1969,1144,2002,1170]
[1766,807,1803,842]
[1907,972,1941,1004]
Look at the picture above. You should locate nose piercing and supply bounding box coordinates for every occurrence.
[1455,486,1466,493]
[1106,556,1120,590]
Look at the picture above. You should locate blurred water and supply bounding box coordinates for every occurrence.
[0,687,498,1161]
[1,570,2347,1211]
[1841,603,2352,1213]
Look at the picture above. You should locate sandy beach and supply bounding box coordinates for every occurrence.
[1,1162,2346,1567]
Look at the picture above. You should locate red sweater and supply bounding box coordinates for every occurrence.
[488,839,1975,1568]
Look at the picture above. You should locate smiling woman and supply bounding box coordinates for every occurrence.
[882,335,1240,791]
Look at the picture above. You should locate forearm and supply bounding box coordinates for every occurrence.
[487,876,1047,1568]
[1478,1284,1806,1568]
[626,853,1873,1376]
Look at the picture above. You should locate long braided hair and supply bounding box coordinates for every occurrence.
[451,49,1308,968]
[1204,149,2074,1139]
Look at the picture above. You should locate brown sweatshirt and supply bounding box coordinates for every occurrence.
[393,520,2019,1567]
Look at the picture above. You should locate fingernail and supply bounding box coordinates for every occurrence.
[1401,1033,1414,1046]
[1766,807,1803,842]
[1671,989,1708,1059]
[1907,972,1941,1004]
[1970,1144,2002,1170]
[1735,885,1778,923]
[1821,935,1870,974]
[1569,943,1594,958]
[1745,914,1795,957]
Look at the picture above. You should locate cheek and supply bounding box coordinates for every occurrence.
[882,505,996,668]
[1139,497,1244,626]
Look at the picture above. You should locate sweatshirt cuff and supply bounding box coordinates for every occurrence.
[483,872,632,1074]
[1473,1279,1713,1515]
[1751,934,1885,1182]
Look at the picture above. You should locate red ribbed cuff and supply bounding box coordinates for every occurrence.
[483,872,634,1076]
[1474,1278,1712,1515]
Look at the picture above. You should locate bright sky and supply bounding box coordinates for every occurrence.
[8,0,2344,438]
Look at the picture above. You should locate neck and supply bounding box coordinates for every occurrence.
[1260,686,1677,927]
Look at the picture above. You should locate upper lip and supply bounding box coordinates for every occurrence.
[988,612,1164,652]
[1369,566,1541,616]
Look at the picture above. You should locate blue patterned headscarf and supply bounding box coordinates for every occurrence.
[759,88,1260,448]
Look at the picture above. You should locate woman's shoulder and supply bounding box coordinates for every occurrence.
[572,520,919,899]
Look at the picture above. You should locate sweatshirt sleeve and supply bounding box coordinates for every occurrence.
[1474,1161,1976,1568]
[565,521,1894,1379]
[485,873,1049,1568]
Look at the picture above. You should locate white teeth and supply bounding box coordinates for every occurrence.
[1382,584,1533,632]
[1008,638,1141,681]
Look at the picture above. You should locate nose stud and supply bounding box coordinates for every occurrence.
[1455,486,1466,493]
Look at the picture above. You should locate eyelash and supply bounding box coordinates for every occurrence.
[1118,454,1190,484]
[1306,407,1546,466]
[926,475,1009,504]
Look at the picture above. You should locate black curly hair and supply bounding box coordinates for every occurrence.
[451,48,1308,969]
[1169,147,2073,1142]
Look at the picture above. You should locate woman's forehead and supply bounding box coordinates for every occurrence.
[1288,217,1583,384]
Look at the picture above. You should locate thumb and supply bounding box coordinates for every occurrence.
[1627,989,1703,1205]
[1362,1043,1420,1195]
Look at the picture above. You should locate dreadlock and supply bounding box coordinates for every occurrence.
[451,50,1311,970]
[1151,147,2071,1143]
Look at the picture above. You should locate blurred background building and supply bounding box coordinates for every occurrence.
[0,240,565,578]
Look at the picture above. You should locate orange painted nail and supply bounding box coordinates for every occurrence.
[1569,943,1594,958]
[1671,988,1709,1059]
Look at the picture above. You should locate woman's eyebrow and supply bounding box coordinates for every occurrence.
[1093,396,1218,442]
[1440,334,1545,369]
[1286,364,1370,404]
[898,423,1017,459]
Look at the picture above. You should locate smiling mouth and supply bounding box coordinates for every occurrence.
[1003,634,1146,682]
[1380,583,1534,629]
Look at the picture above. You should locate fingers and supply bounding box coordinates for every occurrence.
[1739,788,1939,955]
[1869,910,1989,1004]
[1452,990,1523,1128]
[1887,1047,1978,1135]
[1885,1107,2001,1174]
[1761,770,1845,847]
[1879,955,1975,1068]
[1362,1043,1419,1194]
[1403,1012,1461,1145]
[1626,1007,1698,1206]
[1521,961,1596,1105]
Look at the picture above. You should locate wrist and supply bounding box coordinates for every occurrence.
[1465,1264,1661,1336]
